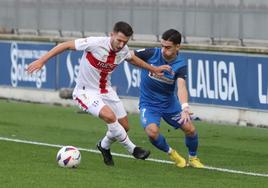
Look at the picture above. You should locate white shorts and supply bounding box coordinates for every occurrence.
[72,87,127,119]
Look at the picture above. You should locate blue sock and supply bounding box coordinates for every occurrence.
[185,133,198,156]
[150,134,170,153]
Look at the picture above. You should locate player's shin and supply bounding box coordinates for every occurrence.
[185,132,198,157]
[100,134,116,150]
[149,134,170,153]
[107,121,135,153]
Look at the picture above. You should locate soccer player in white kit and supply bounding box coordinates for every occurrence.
[27,21,171,166]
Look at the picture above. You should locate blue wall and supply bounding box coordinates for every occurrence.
[0,40,268,110]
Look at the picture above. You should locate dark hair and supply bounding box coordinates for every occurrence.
[113,21,133,37]
[162,29,181,44]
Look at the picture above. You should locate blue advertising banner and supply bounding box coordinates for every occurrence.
[183,52,246,107]
[58,50,82,89]
[246,56,268,110]
[0,40,267,110]
[0,41,56,89]
[112,51,268,111]
[182,51,268,110]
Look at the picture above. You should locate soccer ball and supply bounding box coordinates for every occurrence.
[56,146,81,168]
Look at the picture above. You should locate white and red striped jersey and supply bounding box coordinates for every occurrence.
[74,36,131,94]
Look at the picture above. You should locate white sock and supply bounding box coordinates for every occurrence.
[101,135,116,150]
[106,121,136,153]
[167,147,172,154]
[189,155,197,158]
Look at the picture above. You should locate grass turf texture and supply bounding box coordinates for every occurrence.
[0,99,267,188]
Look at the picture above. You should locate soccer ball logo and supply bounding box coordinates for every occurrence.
[56,146,81,168]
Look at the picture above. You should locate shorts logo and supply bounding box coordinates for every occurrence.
[142,117,147,124]
[141,108,147,124]
[171,113,181,123]
[92,100,99,107]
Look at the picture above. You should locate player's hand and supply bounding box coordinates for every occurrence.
[153,65,173,76]
[179,107,191,125]
[27,59,45,73]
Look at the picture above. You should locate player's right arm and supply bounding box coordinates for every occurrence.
[27,40,75,73]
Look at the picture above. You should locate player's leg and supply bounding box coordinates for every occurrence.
[162,112,190,168]
[180,121,197,156]
[140,107,169,152]
[73,89,149,164]
[118,116,129,132]
[98,116,129,159]
[180,121,204,168]
[98,102,129,154]
[163,111,204,168]
[141,108,186,168]
[140,107,171,152]
[145,123,170,152]
[73,89,115,165]
[101,99,150,160]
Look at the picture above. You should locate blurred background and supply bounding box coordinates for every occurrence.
[1,0,268,46]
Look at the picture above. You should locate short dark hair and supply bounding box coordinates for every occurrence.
[113,21,133,37]
[162,29,181,44]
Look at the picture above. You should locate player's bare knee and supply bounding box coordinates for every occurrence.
[99,106,117,123]
[145,125,159,140]
[182,123,196,136]
[103,114,117,123]
[147,131,158,140]
[185,127,196,137]
[118,116,129,132]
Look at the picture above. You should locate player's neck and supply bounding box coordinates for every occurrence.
[162,54,177,63]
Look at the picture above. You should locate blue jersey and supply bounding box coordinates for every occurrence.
[135,48,187,113]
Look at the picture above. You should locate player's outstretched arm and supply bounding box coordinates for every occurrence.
[27,41,76,73]
[129,52,171,76]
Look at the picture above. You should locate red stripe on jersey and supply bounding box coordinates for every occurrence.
[99,71,108,93]
[86,51,117,72]
[75,97,88,110]
[86,50,116,94]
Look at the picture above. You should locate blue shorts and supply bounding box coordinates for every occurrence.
[140,107,183,129]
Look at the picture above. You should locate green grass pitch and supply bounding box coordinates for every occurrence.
[0,99,267,188]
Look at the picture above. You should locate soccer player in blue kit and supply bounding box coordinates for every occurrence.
[133,29,204,168]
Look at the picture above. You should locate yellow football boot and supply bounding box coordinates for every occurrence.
[188,156,204,168]
[169,149,186,168]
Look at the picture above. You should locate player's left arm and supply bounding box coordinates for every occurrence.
[176,67,191,125]
[128,51,171,76]
[177,78,189,106]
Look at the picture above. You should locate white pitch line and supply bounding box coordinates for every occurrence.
[0,136,267,178]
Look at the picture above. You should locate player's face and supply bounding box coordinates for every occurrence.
[161,39,180,61]
[110,32,130,52]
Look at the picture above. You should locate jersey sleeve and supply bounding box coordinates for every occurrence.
[176,66,187,80]
[74,37,98,51]
[134,48,155,62]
